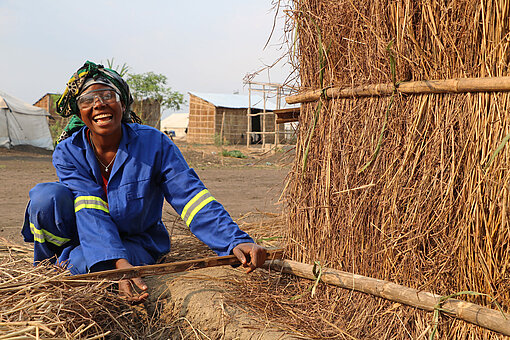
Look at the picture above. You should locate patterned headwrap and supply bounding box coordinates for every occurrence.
[55,61,141,143]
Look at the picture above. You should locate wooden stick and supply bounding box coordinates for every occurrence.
[66,248,284,282]
[286,76,510,104]
[265,259,510,336]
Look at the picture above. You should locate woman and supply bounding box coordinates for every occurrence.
[22,61,266,302]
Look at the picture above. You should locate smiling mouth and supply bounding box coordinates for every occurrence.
[93,113,113,124]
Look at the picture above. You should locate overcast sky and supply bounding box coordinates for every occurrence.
[0,1,293,114]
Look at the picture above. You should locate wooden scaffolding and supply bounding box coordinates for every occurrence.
[245,81,296,150]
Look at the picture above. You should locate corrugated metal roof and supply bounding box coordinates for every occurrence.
[189,91,277,111]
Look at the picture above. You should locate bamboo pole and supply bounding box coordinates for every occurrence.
[220,111,226,146]
[265,259,510,336]
[262,84,267,149]
[247,84,252,148]
[286,76,510,104]
[64,249,284,282]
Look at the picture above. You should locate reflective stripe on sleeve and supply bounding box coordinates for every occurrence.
[74,195,109,213]
[30,223,70,247]
[181,189,216,226]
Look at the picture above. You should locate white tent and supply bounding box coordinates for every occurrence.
[0,90,53,150]
[161,113,189,138]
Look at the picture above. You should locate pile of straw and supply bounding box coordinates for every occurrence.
[229,269,442,339]
[0,240,154,339]
[284,0,510,337]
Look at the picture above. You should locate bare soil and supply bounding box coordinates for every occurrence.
[0,142,291,244]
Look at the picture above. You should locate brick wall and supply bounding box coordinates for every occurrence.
[187,94,216,144]
[33,95,50,113]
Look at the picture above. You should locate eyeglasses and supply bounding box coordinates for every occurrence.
[77,89,120,109]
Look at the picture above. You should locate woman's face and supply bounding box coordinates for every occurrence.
[77,84,125,138]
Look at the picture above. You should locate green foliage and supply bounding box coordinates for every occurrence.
[105,58,129,77]
[126,72,185,111]
[49,93,61,113]
[221,150,247,158]
[214,134,230,146]
[49,118,68,143]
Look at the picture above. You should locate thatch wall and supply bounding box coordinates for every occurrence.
[132,98,161,129]
[215,107,250,145]
[286,0,510,337]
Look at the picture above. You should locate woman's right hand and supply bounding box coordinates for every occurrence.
[114,258,149,303]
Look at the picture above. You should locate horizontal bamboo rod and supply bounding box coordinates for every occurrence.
[247,112,275,117]
[66,248,284,282]
[246,131,280,135]
[286,76,510,104]
[265,259,510,336]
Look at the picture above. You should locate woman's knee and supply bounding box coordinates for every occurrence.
[29,182,74,212]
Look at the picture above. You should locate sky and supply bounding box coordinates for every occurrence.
[0,1,294,116]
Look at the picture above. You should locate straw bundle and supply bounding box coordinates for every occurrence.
[285,0,510,337]
[0,240,154,339]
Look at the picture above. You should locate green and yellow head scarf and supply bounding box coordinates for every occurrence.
[55,61,141,143]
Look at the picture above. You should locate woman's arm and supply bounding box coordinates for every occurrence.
[158,135,266,265]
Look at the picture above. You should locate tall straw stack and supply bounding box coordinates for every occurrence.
[286,0,510,337]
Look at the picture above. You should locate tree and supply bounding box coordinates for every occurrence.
[126,72,185,111]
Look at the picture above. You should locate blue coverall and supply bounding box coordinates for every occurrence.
[22,123,254,274]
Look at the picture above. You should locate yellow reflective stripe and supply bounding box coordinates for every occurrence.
[30,223,45,243]
[74,203,109,213]
[185,196,215,226]
[75,195,108,203]
[181,189,208,220]
[30,223,70,247]
[74,196,109,213]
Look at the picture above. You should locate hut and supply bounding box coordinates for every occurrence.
[283,0,510,338]
[33,93,59,119]
[187,92,280,145]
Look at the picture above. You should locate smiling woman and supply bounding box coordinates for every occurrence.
[21,61,267,303]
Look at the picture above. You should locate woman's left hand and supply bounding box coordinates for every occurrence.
[114,258,149,303]
[232,243,267,273]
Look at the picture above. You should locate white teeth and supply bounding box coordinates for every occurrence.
[93,114,112,121]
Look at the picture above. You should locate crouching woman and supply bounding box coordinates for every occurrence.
[22,61,266,302]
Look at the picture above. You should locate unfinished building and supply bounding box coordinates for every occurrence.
[187,92,279,145]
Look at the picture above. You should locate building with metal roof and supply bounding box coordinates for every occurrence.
[187,92,282,145]
[188,92,277,111]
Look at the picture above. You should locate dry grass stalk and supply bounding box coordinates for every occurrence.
[283,0,510,337]
[0,239,157,339]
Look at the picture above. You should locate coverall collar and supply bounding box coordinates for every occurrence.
[72,123,140,185]
[109,123,139,179]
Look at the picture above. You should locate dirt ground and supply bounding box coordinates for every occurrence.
[0,141,292,245]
